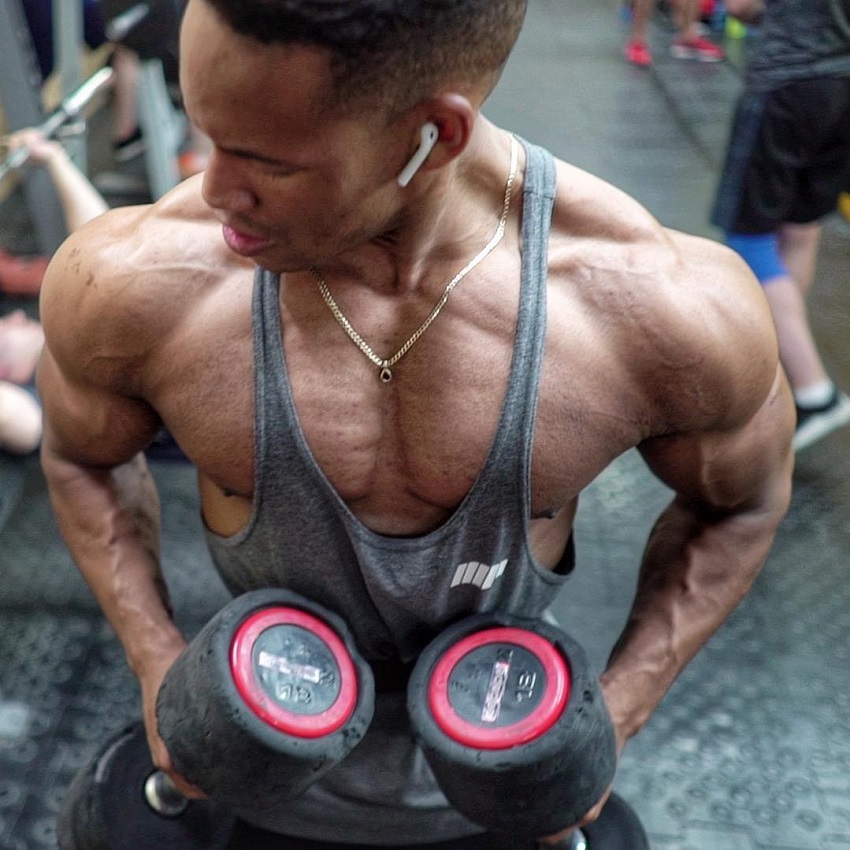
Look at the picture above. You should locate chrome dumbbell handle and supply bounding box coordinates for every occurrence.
[105,3,150,42]
[143,770,189,817]
[537,830,588,850]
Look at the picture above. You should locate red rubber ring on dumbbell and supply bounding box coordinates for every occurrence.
[230,608,358,738]
[428,627,570,750]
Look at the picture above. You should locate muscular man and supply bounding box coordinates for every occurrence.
[38,0,795,845]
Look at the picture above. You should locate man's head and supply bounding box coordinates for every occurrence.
[179,0,527,272]
[198,0,528,118]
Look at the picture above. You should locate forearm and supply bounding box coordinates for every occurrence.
[599,494,783,746]
[43,149,109,233]
[41,443,185,677]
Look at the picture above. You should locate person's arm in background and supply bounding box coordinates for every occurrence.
[725,0,765,24]
[7,129,109,233]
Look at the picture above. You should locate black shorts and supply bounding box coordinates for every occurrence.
[711,75,850,234]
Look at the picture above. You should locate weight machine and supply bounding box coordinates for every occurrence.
[0,0,187,255]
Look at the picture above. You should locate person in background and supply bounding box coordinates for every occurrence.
[625,0,726,66]
[7,129,110,234]
[0,312,43,454]
[0,128,108,454]
[712,0,850,451]
[22,0,144,161]
[0,125,111,296]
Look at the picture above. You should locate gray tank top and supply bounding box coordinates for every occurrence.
[746,0,850,91]
[204,140,570,844]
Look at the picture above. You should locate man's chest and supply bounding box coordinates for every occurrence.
[166,358,637,543]
[150,273,647,533]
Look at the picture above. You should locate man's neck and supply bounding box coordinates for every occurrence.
[320,123,518,296]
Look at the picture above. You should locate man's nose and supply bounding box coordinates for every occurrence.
[201,150,257,216]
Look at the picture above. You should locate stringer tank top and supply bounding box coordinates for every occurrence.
[202,141,571,844]
[205,140,569,663]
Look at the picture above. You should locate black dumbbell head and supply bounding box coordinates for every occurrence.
[426,625,571,751]
[408,614,617,837]
[230,605,360,739]
[157,589,375,824]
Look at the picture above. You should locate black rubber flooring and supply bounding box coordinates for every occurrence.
[1,2,849,849]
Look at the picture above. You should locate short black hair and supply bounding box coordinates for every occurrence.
[199,0,528,116]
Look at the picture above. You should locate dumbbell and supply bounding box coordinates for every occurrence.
[58,589,375,849]
[407,612,619,840]
[156,588,375,821]
[57,721,236,850]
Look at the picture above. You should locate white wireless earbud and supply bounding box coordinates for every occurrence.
[397,122,439,188]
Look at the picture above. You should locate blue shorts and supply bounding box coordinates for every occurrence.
[724,232,788,285]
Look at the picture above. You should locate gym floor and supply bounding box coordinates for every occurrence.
[1,2,849,849]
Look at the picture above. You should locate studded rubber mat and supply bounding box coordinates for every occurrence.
[0,449,848,849]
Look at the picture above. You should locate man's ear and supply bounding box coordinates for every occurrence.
[396,94,476,187]
[397,123,440,187]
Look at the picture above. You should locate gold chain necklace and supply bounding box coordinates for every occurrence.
[312,135,519,384]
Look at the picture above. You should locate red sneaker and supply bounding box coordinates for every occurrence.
[624,38,652,67]
[670,36,725,62]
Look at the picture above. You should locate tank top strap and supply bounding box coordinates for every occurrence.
[511,137,557,431]
[474,138,557,507]
[252,265,293,499]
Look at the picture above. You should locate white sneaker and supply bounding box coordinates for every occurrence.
[793,389,850,451]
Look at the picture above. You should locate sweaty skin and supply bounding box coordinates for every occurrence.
[38,0,795,835]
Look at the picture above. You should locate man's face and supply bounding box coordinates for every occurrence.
[180,0,405,272]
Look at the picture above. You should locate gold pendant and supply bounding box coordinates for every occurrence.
[379,367,393,383]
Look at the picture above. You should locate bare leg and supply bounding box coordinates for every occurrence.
[0,382,42,454]
[674,0,702,40]
[625,0,656,64]
[778,221,822,296]
[669,0,725,58]
[111,45,140,143]
[762,223,828,393]
[762,277,830,392]
[629,0,655,42]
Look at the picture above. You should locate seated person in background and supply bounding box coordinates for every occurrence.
[0,129,108,454]
[5,129,110,237]
[22,0,144,161]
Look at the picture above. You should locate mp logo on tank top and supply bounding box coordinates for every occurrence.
[450,559,508,591]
